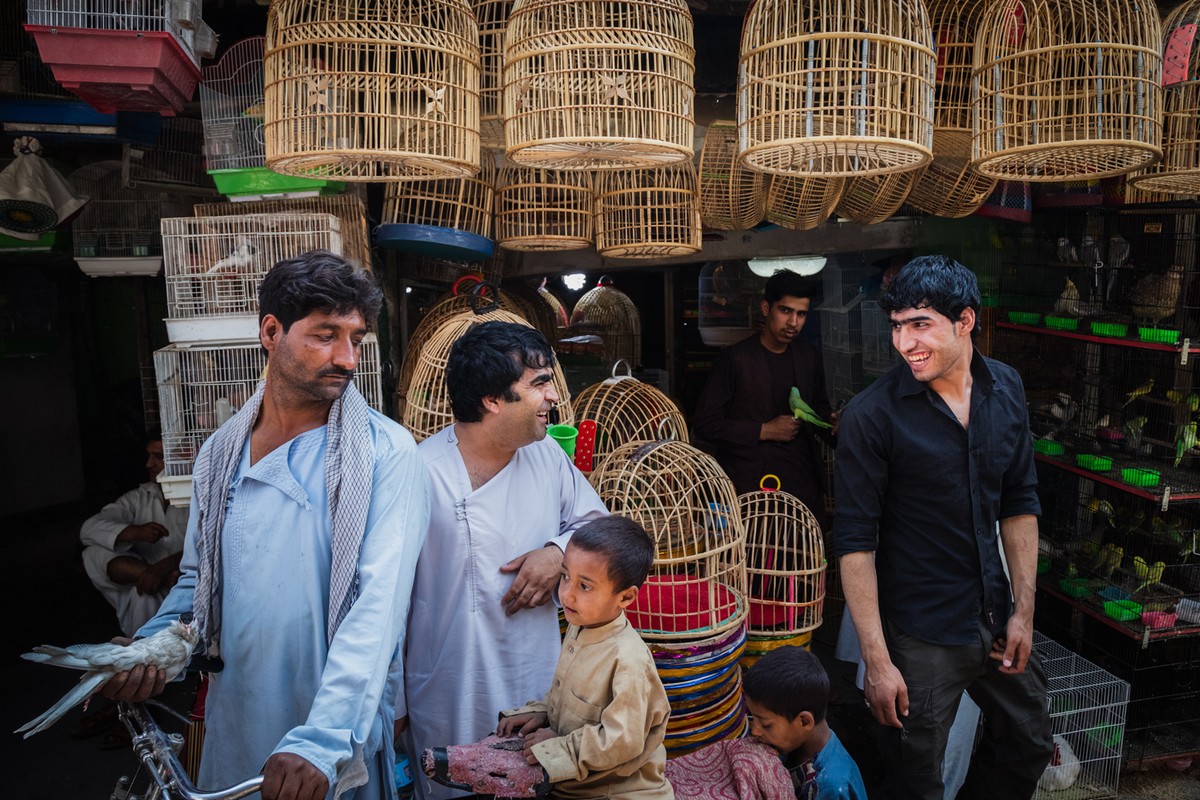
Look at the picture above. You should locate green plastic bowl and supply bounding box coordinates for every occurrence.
[1090,321,1129,338]
[1075,453,1113,471]
[1137,327,1181,345]
[1120,467,1160,488]
[1103,599,1142,622]
[1044,315,1079,331]
[1059,577,1093,598]
[1007,311,1042,325]
[1033,439,1065,456]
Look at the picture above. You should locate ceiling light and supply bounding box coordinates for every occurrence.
[562,272,588,291]
[747,254,826,277]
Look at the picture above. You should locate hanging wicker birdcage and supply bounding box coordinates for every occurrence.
[382,152,497,238]
[263,0,481,181]
[495,165,594,251]
[475,0,512,150]
[737,0,936,178]
[502,0,696,170]
[764,175,845,231]
[567,277,641,366]
[537,281,570,329]
[572,361,689,475]
[589,439,748,642]
[594,162,701,259]
[836,167,926,225]
[971,0,1162,182]
[698,120,765,231]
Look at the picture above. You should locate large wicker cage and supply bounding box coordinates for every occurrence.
[764,175,845,231]
[698,120,765,231]
[906,0,998,218]
[502,0,696,170]
[572,362,689,475]
[382,152,497,238]
[971,0,1163,181]
[836,168,926,225]
[263,0,481,181]
[594,162,702,259]
[566,276,642,367]
[589,439,748,642]
[495,166,595,251]
[474,0,513,150]
[737,0,936,178]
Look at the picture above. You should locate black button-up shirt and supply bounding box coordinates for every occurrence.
[833,351,1041,645]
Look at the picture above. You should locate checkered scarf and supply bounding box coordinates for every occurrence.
[190,380,374,658]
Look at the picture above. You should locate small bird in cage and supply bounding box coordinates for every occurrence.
[1079,235,1100,266]
[1130,265,1184,325]
[1055,237,1079,263]
[1092,543,1124,579]
[1174,420,1197,468]
[1122,378,1154,408]
[1105,235,1131,301]
[1132,556,1166,592]
[1123,415,1148,453]
[1053,278,1080,317]
[1087,497,1116,527]
[206,238,257,274]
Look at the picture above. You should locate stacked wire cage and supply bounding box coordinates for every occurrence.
[589,439,749,757]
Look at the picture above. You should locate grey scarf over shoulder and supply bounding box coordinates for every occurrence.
[190,380,374,658]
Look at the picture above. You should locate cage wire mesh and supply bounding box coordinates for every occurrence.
[123,117,211,191]
[588,439,748,642]
[382,151,497,238]
[764,174,845,231]
[698,120,765,231]
[571,364,689,475]
[69,160,197,260]
[0,3,71,98]
[835,167,927,225]
[502,0,696,170]
[736,0,935,178]
[495,165,595,252]
[594,161,702,259]
[971,0,1163,182]
[200,36,269,172]
[474,0,512,150]
[263,0,481,181]
[24,0,212,66]
[564,277,642,368]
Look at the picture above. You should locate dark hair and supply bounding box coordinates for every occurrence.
[879,255,981,330]
[763,269,818,305]
[258,250,383,331]
[145,426,163,444]
[446,320,556,423]
[568,516,655,591]
[742,646,830,723]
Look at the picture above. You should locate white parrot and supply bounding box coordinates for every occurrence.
[16,618,198,738]
[205,239,257,274]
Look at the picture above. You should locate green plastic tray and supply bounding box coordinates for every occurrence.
[1033,439,1065,456]
[1090,321,1129,338]
[1103,600,1142,622]
[1059,577,1093,598]
[1007,311,1042,325]
[208,167,345,199]
[1044,315,1079,331]
[1137,326,1181,345]
[1120,467,1160,487]
[1075,453,1113,471]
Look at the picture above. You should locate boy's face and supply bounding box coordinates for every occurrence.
[746,697,815,756]
[559,543,637,629]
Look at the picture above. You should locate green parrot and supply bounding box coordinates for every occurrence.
[1122,378,1154,408]
[1189,392,1200,413]
[789,386,833,429]
[1175,420,1197,468]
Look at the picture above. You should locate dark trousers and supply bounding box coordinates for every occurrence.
[876,618,1053,800]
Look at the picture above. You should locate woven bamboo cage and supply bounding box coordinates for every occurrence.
[403,300,574,441]
[382,152,497,238]
[502,280,560,343]
[263,0,481,181]
[537,280,570,329]
[193,194,372,270]
[835,167,926,225]
[971,0,1163,182]
[566,276,641,366]
[737,0,936,178]
[495,165,594,251]
[502,0,696,170]
[738,485,824,639]
[698,120,765,231]
[589,440,748,642]
[764,175,845,231]
[594,162,702,259]
[572,361,689,474]
[475,0,512,150]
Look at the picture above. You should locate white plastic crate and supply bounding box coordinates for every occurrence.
[154,334,384,507]
[161,212,342,343]
[25,0,204,66]
[1032,632,1131,800]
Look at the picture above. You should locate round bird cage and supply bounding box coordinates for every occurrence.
[537,279,570,329]
[697,260,766,348]
[263,0,481,181]
[971,0,1162,182]
[698,120,765,231]
[475,0,513,150]
[567,276,641,366]
[403,295,574,442]
[594,162,701,259]
[737,0,936,178]
[589,440,748,642]
[572,361,689,474]
[764,175,845,231]
[835,167,926,225]
[382,152,497,238]
[503,0,696,170]
[495,165,594,251]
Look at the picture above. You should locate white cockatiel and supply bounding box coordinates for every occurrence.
[205,239,256,274]
[16,618,198,738]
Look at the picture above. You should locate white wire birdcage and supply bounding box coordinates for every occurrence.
[154,334,384,506]
[200,36,268,172]
[123,117,212,191]
[24,0,213,66]
[160,212,343,342]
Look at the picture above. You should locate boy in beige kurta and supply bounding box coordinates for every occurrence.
[497,517,674,800]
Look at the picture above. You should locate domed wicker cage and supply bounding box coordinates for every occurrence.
[698,120,765,231]
[382,151,497,237]
[537,280,570,329]
[403,298,574,441]
[263,0,481,181]
[474,0,513,150]
[495,165,594,251]
[971,0,1162,181]
[566,276,642,367]
[905,0,998,218]
[572,362,689,474]
[836,167,926,225]
[1128,1,1200,195]
[764,175,845,231]
[502,0,695,170]
[594,162,702,259]
[589,439,748,642]
[737,0,936,178]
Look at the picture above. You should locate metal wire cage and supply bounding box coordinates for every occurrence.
[474,0,512,150]
[502,0,696,170]
[736,0,936,178]
[589,439,748,641]
[124,117,211,190]
[835,167,926,225]
[594,161,702,259]
[263,0,481,181]
[200,36,268,171]
[571,362,689,474]
[971,0,1163,182]
[566,277,642,367]
[382,152,497,238]
[764,175,845,231]
[698,120,765,231]
[495,165,594,252]
[24,0,211,66]
[68,160,196,262]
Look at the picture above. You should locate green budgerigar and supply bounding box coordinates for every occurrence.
[789,386,833,429]
[1175,420,1197,468]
